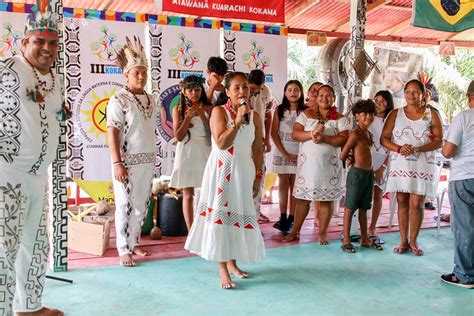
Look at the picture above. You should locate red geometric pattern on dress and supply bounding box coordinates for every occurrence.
[388,170,434,181]
[195,202,258,229]
[216,146,234,207]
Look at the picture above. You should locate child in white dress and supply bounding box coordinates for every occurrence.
[271,80,306,234]
[367,90,393,241]
[170,75,212,230]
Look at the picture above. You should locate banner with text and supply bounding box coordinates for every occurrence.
[155,0,284,23]
[153,16,220,176]
[65,16,148,202]
[223,22,288,105]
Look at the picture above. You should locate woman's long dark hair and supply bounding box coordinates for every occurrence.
[374,90,394,119]
[178,75,209,143]
[277,80,306,120]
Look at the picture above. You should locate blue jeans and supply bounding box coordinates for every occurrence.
[448,179,474,284]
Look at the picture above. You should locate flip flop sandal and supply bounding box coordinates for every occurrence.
[341,243,356,253]
[410,246,424,256]
[369,235,385,244]
[361,242,383,251]
[393,245,410,254]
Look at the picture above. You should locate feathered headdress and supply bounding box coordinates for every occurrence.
[24,0,59,38]
[115,36,148,74]
[417,71,439,103]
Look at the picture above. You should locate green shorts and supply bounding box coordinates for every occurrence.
[345,166,374,211]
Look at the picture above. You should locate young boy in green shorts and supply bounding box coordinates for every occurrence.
[340,99,384,253]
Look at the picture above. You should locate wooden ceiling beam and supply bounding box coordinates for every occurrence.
[286,0,321,24]
[288,27,474,48]
[378,17,411,36]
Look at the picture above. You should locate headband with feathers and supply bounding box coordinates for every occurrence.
[417,71,439,103]
[24,0,59,37]
[115,36,148,73]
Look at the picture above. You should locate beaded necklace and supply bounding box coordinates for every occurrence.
[224,100,238,121]
[314,105,338,124]
[357,125,374,147]
[125,86,153,120]
[25,58,55,103]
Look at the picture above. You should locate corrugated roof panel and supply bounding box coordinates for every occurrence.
[290,0,350,30]
[365,7,412,35]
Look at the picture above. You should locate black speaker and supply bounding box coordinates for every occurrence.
[157,194,188,237]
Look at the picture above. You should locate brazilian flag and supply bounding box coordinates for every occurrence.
[412,0,473,32]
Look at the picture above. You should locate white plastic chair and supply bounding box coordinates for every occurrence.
[388,154,448,235]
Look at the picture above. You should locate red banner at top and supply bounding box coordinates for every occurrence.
[155,0,285,24]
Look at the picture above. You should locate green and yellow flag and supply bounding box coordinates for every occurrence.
[412,0,473,32]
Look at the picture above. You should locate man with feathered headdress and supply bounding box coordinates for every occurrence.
[106,36,157,267]
[0,1,64,315]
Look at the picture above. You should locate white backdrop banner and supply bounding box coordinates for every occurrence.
[0,11,27,57]
[223,21,288,104]
[65,17,147,201]
[154,17,221,176]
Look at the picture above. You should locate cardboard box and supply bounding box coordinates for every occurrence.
[68,216,111,256]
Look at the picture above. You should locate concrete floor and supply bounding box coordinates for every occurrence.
[44,228,473,316]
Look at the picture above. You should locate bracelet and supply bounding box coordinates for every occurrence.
[230,121,241,131]
[256,169,264,177]
[396,146,401,153]
[113,160,124,165]
[256,174,263,180]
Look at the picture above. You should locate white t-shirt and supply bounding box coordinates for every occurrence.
[444,108,474,181]
[250,84,272,137]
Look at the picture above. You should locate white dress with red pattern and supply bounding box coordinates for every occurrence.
[184,108,265,264]
[385,107,436,197]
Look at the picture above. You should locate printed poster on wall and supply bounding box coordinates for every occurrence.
[65,17,147,202]
[155,17,220,176]
[223,22,288,105]
[0,11,27,58]
[370,46,423,108]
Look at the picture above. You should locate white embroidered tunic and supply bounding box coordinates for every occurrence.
[0,55,62,175]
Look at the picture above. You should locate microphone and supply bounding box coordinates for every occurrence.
[239,98,250,125]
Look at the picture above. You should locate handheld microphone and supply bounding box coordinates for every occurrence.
[239,98,250,125]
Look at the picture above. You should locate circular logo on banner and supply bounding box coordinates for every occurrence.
[158,84,181,142]
[77,81,123,143]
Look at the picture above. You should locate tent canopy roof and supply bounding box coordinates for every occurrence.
[13,0,474,47]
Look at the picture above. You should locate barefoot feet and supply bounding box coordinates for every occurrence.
[16,307,64,316]
[283,232,299,242]
[119,253,135,267]
[227,260,248,279]
[318,233,329,245]
[133,246,150,257]
[218,263,236,289]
